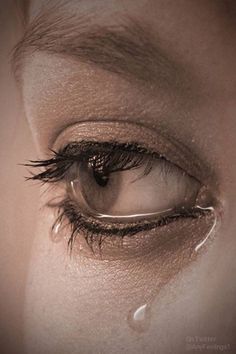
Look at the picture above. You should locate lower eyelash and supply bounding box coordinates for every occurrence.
[50,198,209,251]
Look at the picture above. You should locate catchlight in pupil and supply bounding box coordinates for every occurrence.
[93,170,109,188]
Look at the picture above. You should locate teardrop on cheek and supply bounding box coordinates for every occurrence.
[127,303,151,333]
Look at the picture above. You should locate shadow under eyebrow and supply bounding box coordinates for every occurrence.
[12,2,193,93]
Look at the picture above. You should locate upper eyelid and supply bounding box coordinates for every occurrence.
[26,119,218,200]
[57,141,162,164]
[51,121,213,185]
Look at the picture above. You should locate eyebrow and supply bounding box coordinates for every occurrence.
[12,5,192,92]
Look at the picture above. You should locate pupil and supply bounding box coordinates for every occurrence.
[93,170,109,187]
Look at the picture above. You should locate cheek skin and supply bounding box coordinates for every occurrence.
[24,196,216,353]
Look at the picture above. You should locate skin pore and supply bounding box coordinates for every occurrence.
[0,0,236,353]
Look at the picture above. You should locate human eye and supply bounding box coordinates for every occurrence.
[26,121,217,259]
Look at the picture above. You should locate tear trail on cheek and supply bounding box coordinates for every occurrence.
[125,206,220,334]
[194,206,218,252]
[46,197,221,336]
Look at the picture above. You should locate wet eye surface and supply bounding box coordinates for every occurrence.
[68,146,200,219]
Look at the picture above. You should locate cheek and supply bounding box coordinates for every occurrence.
[24,210,151,352]
[24,202,216,353]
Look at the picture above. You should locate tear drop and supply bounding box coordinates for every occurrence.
[127,303,151,333]
[194,205,218,252]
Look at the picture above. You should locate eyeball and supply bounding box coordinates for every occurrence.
[67,155,200,221]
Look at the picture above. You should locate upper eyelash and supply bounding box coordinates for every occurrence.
[25,141,163,183]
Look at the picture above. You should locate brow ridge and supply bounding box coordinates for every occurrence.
[12,4,189,92]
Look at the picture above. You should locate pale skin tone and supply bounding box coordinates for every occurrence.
[0,0,236,353]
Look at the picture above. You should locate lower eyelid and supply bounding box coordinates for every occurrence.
[50,197,213,259]
[61,209,216,261]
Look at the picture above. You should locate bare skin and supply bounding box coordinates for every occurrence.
[0,1,236,353]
